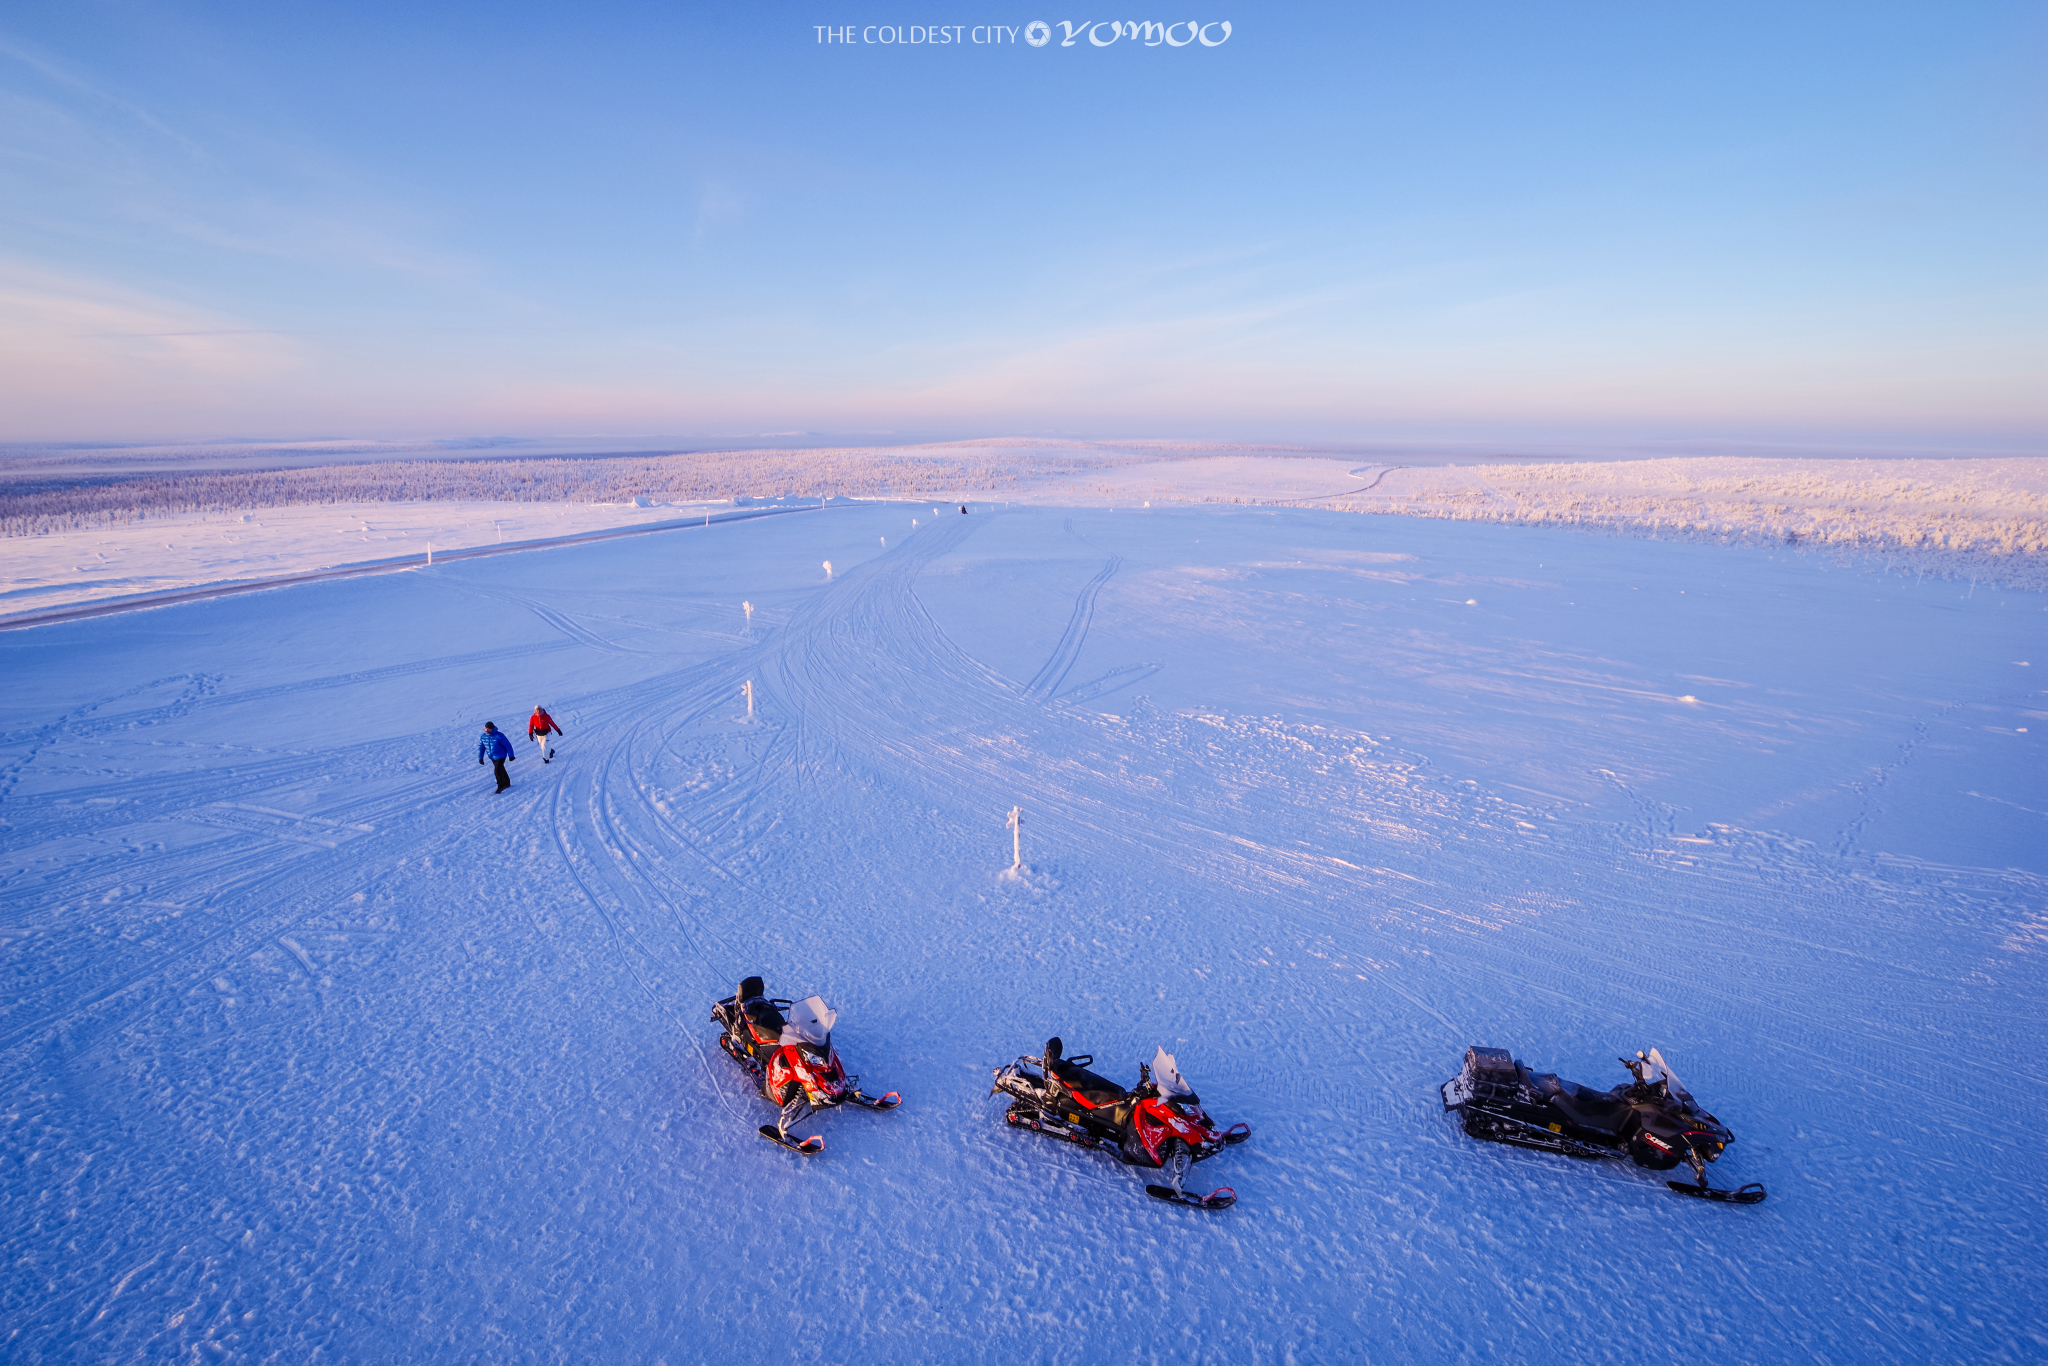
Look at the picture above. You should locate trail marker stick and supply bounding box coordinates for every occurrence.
[1008,806,1022,871]
[743,680,754,718]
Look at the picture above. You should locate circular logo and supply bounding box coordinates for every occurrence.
[1024,20,1051,47]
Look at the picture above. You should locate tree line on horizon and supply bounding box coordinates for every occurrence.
[0,448,1131,537]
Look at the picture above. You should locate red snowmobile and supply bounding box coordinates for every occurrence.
[991,1037,1249,1209]
[711,977,900,1155]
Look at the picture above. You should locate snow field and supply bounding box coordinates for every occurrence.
[0,499,739,619]
[2,502,2044,1363]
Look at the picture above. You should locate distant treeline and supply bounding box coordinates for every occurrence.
[1280,457,2048,591]
[0,447,1119,537]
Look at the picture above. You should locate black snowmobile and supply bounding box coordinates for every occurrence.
[1442,1045,1766,1204]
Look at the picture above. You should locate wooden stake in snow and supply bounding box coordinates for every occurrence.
[743,680,754,718]
[1007,806,1022,871]
[426,542,432,566]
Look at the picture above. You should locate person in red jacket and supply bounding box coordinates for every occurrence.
[528,704,564,762]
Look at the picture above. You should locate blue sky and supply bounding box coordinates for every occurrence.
[0,1,2041,446]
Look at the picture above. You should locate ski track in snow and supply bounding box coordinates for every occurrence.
[2,503,2044,1364]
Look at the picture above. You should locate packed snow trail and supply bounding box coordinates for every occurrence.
[2,503,2043,1363]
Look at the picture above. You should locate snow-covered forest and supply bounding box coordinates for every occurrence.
[6,443,2045,592]
[6,449,2045,621]
[1339,459,2048,587]
[0,443,1135,538]
[1002,452,2048,588]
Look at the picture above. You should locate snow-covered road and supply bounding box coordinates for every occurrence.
[3,503,2043,1363]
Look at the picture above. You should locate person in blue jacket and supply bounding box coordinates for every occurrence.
[478,721,517,792]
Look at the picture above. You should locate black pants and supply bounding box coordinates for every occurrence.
[492,758,511,791]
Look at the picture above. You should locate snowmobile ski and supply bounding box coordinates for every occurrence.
[1145,1184,1236,1210]
[846,1090,902,1110]
[1667,1179,1767,1204]
[758,1124,825,1156]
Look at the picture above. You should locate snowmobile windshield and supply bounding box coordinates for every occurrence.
[1152,1047,1196,1098]
[779,994,838,1048]
[1647,1048,1694,1103]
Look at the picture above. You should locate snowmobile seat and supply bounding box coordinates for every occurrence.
[1048,1055,1128,1110]
[742,998,786,1045]
[1549,1087,1632,1137]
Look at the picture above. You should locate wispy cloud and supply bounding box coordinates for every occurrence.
[0,31,206,158]
[0,257,305,433]
[0,32,474,282]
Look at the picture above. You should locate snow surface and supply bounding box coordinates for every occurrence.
[0,500,730,619]
[3,502,2045,1363]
